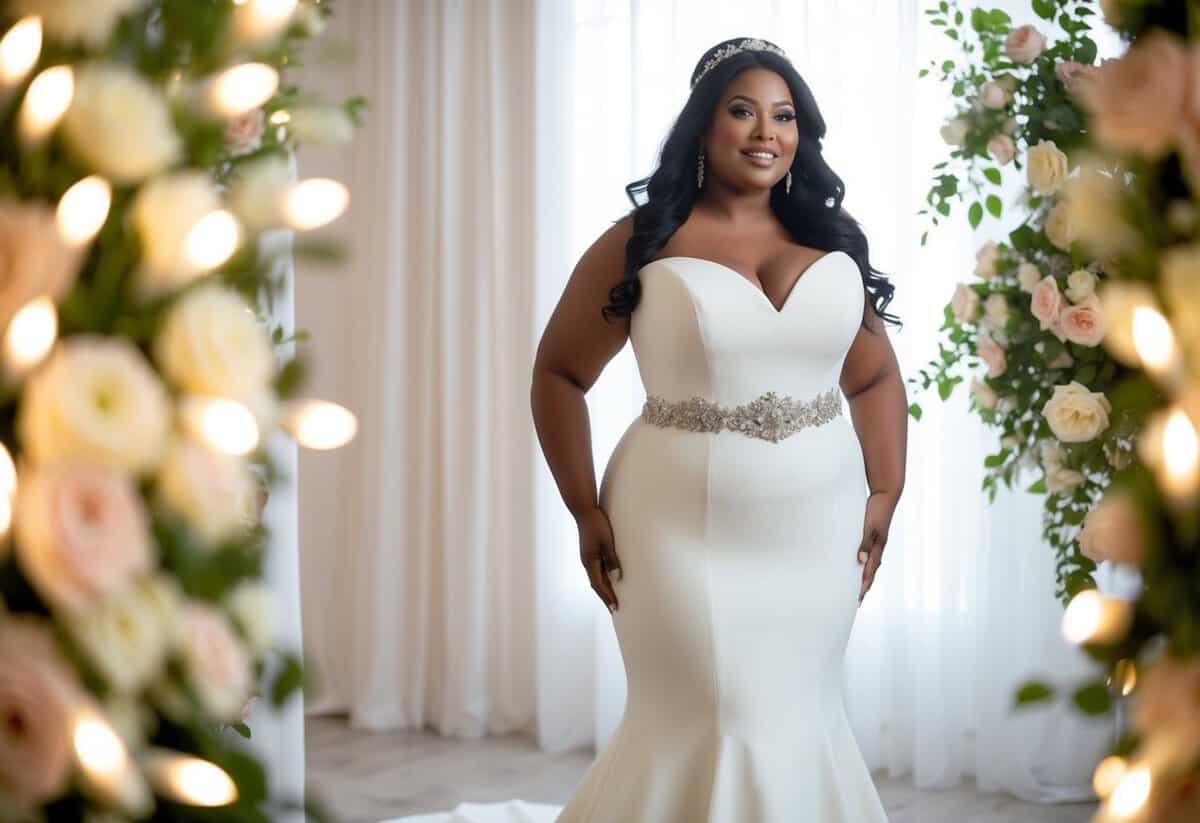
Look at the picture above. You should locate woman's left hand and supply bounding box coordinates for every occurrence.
[857,491,895,604]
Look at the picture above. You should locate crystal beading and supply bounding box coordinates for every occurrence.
[692,38,789,88]
[641,385,842,443]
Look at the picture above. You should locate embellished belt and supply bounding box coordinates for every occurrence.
[641,385,842,443]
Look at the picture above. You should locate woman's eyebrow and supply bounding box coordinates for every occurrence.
[728,94,793,107]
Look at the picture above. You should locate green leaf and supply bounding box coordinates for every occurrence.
[1075,38,1098,65]
[1072,682,1112,716]
[1026,478,1047,494]
[983,167,1002,185]
[270,654,306,708]
[984,448,1011,468]
[231,722,253,739]
[908,403,923,421]
[968,201,983,229]
[1032,0,1055,20]
[1015,680,1055,707]
[985,194,1002,218]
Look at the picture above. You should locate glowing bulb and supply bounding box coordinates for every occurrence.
[57,176,112,247]
[0,442,16,500]
[1132,305,1178,378]
[181,396,260,456]
[1093,755,1127,799]
[283,399,357,449]
[269,109,291,125]
[183,210,241,271]
[0,16,41,86]
[1107,765,1151,818]
[1162,406,1199,487]
[1108,659,1137,697]
[206,63,279,118]
[19,64,73,143]
[282,178,348,230]
[74,716,126,775]
[144,751,238,807]
[1061,589,1131,645]
[233,0,299,43]
[5,297,57,375]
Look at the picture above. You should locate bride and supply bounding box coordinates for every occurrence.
[403,35,908,823]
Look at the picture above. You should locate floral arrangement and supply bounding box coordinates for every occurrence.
[0,1,360,820]
[909,0,1140,603]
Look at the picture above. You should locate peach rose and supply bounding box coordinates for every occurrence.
[0,200,83,338]
[1077,29,1191,160]
[1039,440,1085,493]
[1055,60,1098,95]
[1005,25,1046,64]
[1031,275,1064,335]
[1079,488,1146,566]
[179,603,253,722]
[0,617,83,806]
[1060,295,1106,346]
[977,331,1007,378]
[970,376,998,410]
[157,437,258,546]
[983,293,1010,332]
[951,283,980,324]
[1017,261,1043,293]
[975,241,1000,280]
[940,117,969,147]
[224,108,265,157]
[987,134,1016,165]
[979,80,1011,110]
[14,461,153,615]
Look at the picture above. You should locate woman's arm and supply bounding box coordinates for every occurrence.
[530,215,634,611]
[839,288,908,603]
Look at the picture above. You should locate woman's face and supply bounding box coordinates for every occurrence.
[702,67,798,193]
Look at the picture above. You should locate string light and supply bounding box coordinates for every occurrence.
[282,178,348,230]
[183,209,241,271]
[19,65,73,143]
[1093,755,1127,800]
[57,176,112,247]
[269,109,291,125]
[5,296,57,376]
[281,398,357,449]
[1061,589,1132,645]
[1139,405,1200,504]
[232,0,299,44]
[0,16,41,87]
[1131,304,1182,387]
[206,63,279,118]
[180,396,260,456]
[142,750,238,806]
[1106,765,1151,818]
[72,708,150,814]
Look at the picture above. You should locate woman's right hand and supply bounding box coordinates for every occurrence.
[576,506,623,613]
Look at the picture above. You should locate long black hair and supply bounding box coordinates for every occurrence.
[601,37,900,333]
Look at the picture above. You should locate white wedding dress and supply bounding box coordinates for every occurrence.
[388,251,889,823]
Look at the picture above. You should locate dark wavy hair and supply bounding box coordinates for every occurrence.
[601,37,900,333]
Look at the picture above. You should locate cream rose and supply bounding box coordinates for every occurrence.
[1077,29,1191,159]
[1039,440,1085,493]
[1004,25,1046,64]
[970,376,998,410]
[10,0,150,49]
[940,117,970,147]
[1027,140,1069,196]
[0,617,83,807]
[977,331,1007,378]
[227,154,292,231]
[1060,295,1106,347]
[983,293,1010,332]
[975,241,1000,280]
[154,283,275,399]
[61,63,181,184]
[225,581,274,656]
[1079,488,1146,566]
[1062,163,1139,258]
[987,134,1016,165]
[131,171,226,296]
[1044,200,1076,251]
[18,336,171,473]
[1160,244,1200,357]
[179,603,253,722]
[979,80,1011,110]
[68,581,171,693]
[14,460,153,615]
[224,109,265,157]
[1031,275,1064,335]
[1017,261,1042,293]
[951,283,980,324]
[1065,268,1097,303]
[0,200,84,337]
[157,437,258,545]
[1042,381,1111,443]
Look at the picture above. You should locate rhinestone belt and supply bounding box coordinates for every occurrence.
[641,385,842,443]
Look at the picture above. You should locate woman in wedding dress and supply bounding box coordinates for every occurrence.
[395,36,908,823]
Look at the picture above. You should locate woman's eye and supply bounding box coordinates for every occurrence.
[731,108,795,122]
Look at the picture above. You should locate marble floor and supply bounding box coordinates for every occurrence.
[306,715,1100,823]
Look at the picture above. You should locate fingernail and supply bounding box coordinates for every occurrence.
[608,603,617,614]
[858,551,867,564]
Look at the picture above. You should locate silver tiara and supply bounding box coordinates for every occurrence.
[692,38,788,88]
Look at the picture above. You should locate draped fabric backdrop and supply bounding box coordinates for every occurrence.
[296,0,1122,803]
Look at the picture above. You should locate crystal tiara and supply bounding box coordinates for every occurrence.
[691,38,788,88]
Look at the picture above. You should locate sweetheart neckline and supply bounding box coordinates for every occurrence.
[644,250,847,314]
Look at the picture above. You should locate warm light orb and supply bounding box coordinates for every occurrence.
[5,296,58,374]
[74,715,129,780]
[282,178,349,230]
[1107,765,1151,818]
[1061,589,1131,645]
[207,63,279,118]
[145,752,238,807]
[1093,755,1127,800]
[1132,305,1177,377]
[1108,659,1137,697]
[183,209,241,271]
[1162,407,1199,485]
[283,398,358,449]
[269,109,291,125]
[19,64,74,142]
[0,442,16,500]
[57,176,112,247]
[181,396,260,456]
[233,0,299,43]
[0,16,42,86]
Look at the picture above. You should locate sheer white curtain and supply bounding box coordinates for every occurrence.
[298,0,1115,804]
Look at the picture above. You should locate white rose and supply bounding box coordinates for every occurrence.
[940,117,970,147]
[68,582,171,693]
[980,81,1011,110]
[951,283,980,324]
[287,105,354,145]
[178,603,252,722]
[227,155,292,232]
[1044,200,1076,251]
[11,0,150,49]
[1042,381,1112,443]
[1065,268,1098,303]
[61,64,181,184]
[970,377,998,410]
[18,337,171,474]
[1027,140,1069,196]
[225,582,274,656]
[157,437,258,545]
[975,241,1000,280]
[987,134,1016,165]
[983,293,1010,331]
[1017,262,1043,293]
[131,172,226,296]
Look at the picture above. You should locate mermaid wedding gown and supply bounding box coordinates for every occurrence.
[389,251,889,823]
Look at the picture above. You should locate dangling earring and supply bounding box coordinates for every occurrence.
[697,146,705,189]
[785,170,792,195]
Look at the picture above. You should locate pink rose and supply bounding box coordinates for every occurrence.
[1055,60,1098,95]
[951,283,980,324]
[180,604,252,722]
[987,134,1016,165]
[0,618,84,806]
[1077,29,1191,160]
[980,81,1010,110]
[1005,25,1047,64]
[1030,276,1065,336]
[14,461,153,614]
[1079,488,1146,566]
[977,331,1008,377]
[224,109,265,157]
[1060,295,1106,347]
